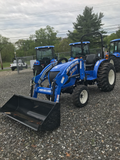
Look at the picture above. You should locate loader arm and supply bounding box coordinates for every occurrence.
[33,61,58,85]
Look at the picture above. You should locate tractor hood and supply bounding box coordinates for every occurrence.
[49,59,80,85]
[50,61,72,72]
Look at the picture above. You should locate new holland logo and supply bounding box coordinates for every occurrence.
[39,89,51,93]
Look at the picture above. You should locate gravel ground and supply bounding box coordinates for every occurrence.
[0,69,120,160]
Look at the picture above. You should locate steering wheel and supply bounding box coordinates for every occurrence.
[58,57,68,64]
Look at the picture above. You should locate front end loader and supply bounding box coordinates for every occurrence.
[0,95,60,131]
[0,32,116,131]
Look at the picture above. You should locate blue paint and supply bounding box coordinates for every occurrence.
[69,41,90,46]
[110,39,120,42]
[35,46,54,49]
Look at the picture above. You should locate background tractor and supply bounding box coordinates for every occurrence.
[108,38,120,72]
[33,45,57,75]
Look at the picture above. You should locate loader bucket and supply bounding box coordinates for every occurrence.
[0,95,60,131]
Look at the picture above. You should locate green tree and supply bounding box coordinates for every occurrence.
[54,38,71,52]
[15,26,59,58]
[103,29,120,47]
[104,33,117,46]
[15,39,26,57]
[68,6,106,42]
[35,25,58,46]
[54,38,72,59]
[0,35,14,68]
[15,39,36,57]
[1,42,14,62]
[116,29,120,37]
[0,34,10,53]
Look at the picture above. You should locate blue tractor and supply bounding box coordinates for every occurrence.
[0,32,116,131]
[108,38,120,72]
[33,45,57,75]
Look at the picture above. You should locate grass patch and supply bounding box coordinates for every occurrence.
[2,62,11,68]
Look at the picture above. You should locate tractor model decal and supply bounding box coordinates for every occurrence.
[96,61,99,66]
[61,76,65,84]
[66,60,79,73]
[38,62,58,84]
[80,61,82,69]
[70,66,77,76]
[56,95,60,102]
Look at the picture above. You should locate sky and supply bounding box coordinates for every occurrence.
[0,0,120,43]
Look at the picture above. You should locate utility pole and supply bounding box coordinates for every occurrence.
[0,52,3,70]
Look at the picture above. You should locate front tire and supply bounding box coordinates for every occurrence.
[73,85,89,108]
[97,62,116,92]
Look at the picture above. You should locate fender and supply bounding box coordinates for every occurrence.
[54,59,81,87]
[34,60,40,65]
[93,59,108,78]
[68,57,74,61]
[113,52,120,58]
[50,59,57,63]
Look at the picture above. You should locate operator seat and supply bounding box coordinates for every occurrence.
[85,53,100,70]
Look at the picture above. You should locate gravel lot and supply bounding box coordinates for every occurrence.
[0,69,120,160]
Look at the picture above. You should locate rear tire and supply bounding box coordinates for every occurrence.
[109,56,120,72]
[58,57,68,64]
[73,85,89,108]
[97,62,116,92]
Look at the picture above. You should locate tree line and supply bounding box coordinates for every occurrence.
[0,6,120,62]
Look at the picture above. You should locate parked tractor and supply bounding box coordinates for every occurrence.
[33,45,57,75]
[0,32,116,131]
[108,38,120,72]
